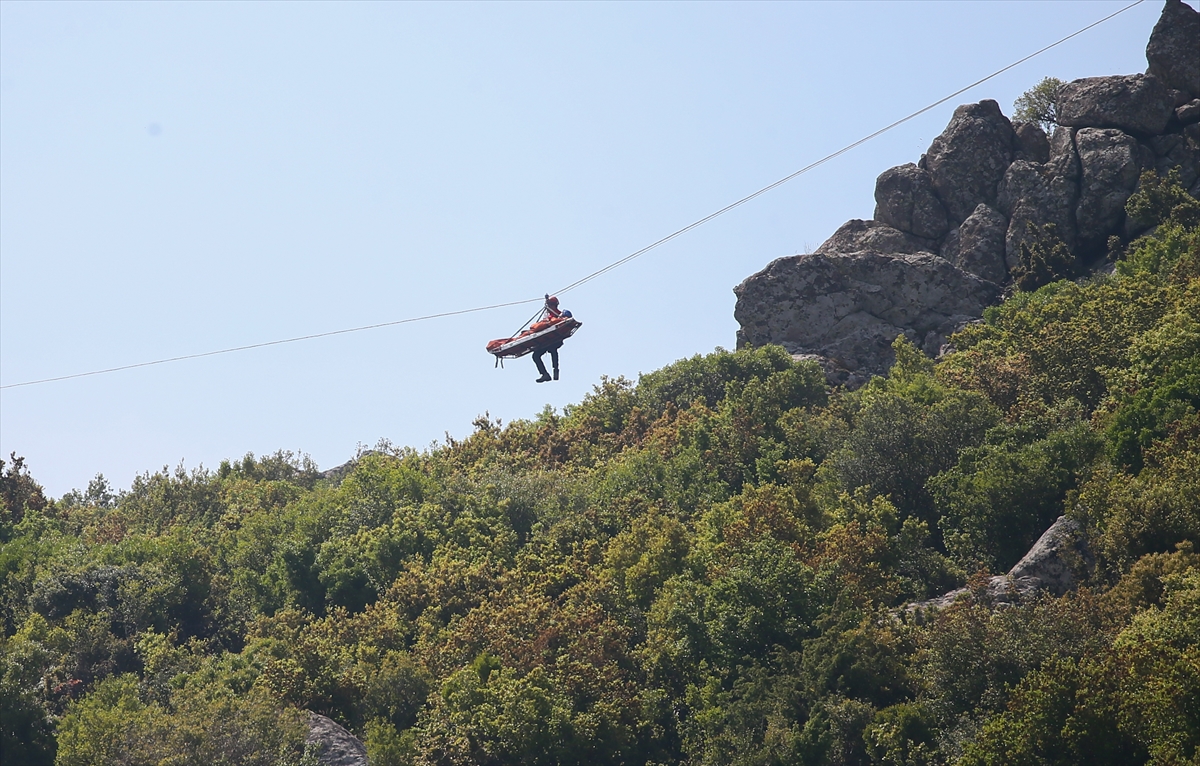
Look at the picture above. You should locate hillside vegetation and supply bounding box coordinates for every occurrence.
[2,174,1198,765]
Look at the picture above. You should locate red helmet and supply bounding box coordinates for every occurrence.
[546,295,560,307]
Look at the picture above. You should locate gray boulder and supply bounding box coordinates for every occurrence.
[940,203,1009,284]
[908,516,1092,614]
[998,159,1078,271]
[734,250,1000,379]
[1013,121,1050,163]
[910,574,1040,613]
[1146,0,1200,99]
[873,163,951,239]
[997,161,1054,219]
[815,218,936,256]
[1008,516,1093,596]
[1075,128,1154,254]
[307,712,368,766]
[923,100,1016,224]
[1057,73,1174,136]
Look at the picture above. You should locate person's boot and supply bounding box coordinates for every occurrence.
[553,368,559,381]
[536,373,552,383]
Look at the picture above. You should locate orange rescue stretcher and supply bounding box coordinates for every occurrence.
[486,314,582,365]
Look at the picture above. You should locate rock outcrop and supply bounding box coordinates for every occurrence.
[1146,0,1200,99]
[922,100,1015,225]
[1013,121,1050,163]
[908,516,1093,614]
[1147,128,1200,193]
[307,713,368,766]
[1056,74,1174,136]
[319,451,382,484]
[997,153,1078,270]
[733,250,1000,377]
[734,0,1200,386]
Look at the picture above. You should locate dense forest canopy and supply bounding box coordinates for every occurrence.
[2,174,1198,765]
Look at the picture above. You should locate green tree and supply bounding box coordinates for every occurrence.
[0,453,48,536]
[1013,223,1078,293]
[1012,77,1064,132]
[415,657,576,765]
[1125,169,1200,230]
[825,337,999,535]
[1,617,58,765]
[962,566,1200,766]
[54,674,157,766]
[932,419,1103,572]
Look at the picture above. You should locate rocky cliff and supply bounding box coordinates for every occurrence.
[735,0,1200,386]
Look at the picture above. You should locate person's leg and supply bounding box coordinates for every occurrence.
[533,350,551,382]
[550,348,559,380]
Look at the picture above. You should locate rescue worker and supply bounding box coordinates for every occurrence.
[533,295,564,383]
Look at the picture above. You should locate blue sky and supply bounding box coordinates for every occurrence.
[0,1,1173,496]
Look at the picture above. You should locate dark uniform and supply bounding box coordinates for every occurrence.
[533,296,563,383]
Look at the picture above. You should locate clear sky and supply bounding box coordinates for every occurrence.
[0,0,1175,497]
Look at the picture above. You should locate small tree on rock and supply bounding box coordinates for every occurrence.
[1013,77,1064,132]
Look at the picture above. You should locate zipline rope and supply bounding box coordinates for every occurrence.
[0,299,543,390]
[0,0,1144,392]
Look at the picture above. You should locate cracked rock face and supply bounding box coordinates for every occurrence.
[998,158,1079,271]
[1057,74,1174,136]
[1075,127,1154,254]
[940,203,1008,285]
[1146,0,1200,99]
[997,127,1083,271]
[1147,131,1200,194]
[733,250,1000,377]
[923,100,1016,224]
